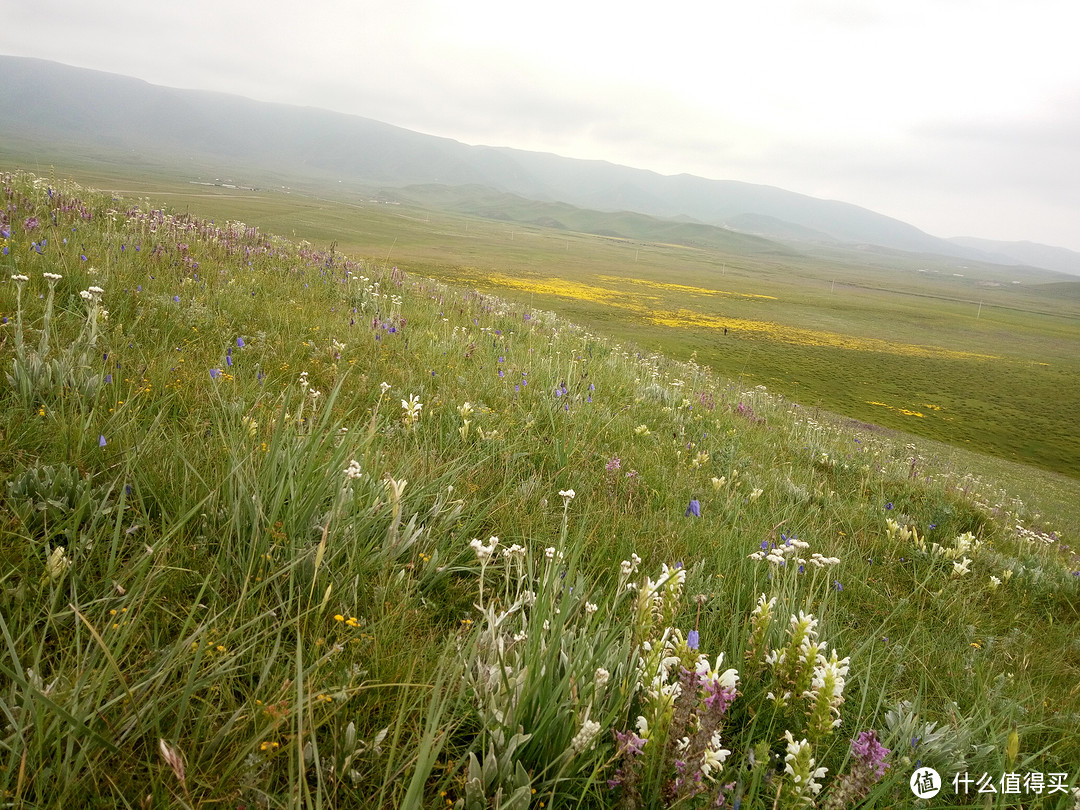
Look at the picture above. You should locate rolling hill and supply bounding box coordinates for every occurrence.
[5,54,1079,273]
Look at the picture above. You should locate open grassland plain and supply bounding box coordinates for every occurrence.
[35,163,1078,480]
[3,171,1080,809]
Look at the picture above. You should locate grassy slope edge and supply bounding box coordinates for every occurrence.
[2,172,1079,808]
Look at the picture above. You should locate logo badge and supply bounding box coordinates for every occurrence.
[910,767,942,798]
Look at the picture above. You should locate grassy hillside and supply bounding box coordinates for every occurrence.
[2,171,1080,809]
[24,167,1075,479]
[387,185,796,256]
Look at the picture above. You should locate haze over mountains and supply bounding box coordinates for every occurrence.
[3,55,1079,277]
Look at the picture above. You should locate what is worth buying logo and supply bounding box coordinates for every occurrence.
[910,767,942,799]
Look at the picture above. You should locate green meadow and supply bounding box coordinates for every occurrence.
[2,168,1080,809]
[43,165,1077,480]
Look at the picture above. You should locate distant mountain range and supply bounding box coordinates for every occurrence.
[945,237,1080,277]
[3,55,1080,276]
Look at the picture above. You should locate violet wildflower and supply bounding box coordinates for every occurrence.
[608,729,648,793]
[685,498,701,517]
[237,337,245,348]
[851,731,890,778]
[210,368,220,379]
[99,435,107,448]
[821,731,890,809]
[687,629,700,650]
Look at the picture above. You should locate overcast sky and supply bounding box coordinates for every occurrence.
[5,0,1080,250]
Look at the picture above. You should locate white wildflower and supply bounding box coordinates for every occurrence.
[783,731,827,795]
[401,394,423,427]
[386,475,406,501]
[701,731,731,777]
[469,536,499,561]
[696,652,740,691]
[46,546,71,581]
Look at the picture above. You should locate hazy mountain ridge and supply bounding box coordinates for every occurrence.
[389,183,800,255]
[3,54,1079,274]
[948,236,1080,277]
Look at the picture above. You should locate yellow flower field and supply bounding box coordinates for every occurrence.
[647,308,999,360]
[458,272,1000,361]
[594,275,778,301]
